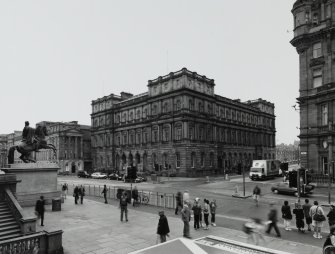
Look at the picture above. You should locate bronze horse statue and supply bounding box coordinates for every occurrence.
[7,125,57,164]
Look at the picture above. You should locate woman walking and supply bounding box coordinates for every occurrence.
[210,199,217,227]
[310,200,325,239]
[281,200,292,231]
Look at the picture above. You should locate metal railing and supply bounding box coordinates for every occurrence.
[61,183,176,209]
[310,173,335,185]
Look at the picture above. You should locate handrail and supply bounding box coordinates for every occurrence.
[0,232,45,245]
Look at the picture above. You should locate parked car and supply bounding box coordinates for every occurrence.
[271,182,314,196]
[134,177,145,183]
[108,173,122,181]
[77,171,91,178]
[91,172,108,179]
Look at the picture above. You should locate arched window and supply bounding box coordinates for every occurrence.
[210,153,214,167]
[136,110,140,119]
[163,102,169,113]
[175,125,182,141]
[189,99,194,111]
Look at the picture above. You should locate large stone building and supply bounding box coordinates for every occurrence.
[35,121,92,174]
[0,135,7,168]
[2,121,92,174]
[291,0,335,176]
[91,68,276,176]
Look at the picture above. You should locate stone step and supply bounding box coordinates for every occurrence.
[0,207,9,212]
[0,217,16,224]
[0,232,22,242]
[0,228,21,238]
[0,214,13,220]
[0,224,20,233]
[0,220,18,228]
[0,210,11,216]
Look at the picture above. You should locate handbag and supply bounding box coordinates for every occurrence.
[313,207,326,222]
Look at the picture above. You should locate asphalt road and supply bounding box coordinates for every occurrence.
[58,175,334,248]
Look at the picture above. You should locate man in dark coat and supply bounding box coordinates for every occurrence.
[157,211,170,243]
[120,192,129,222]
[266,202,281,237]
[293,202,305,232]
[175,191,183,215]
[35,196,45,226]
[79,185,85,204]
[101,185,108,204]
[73,185,79,204]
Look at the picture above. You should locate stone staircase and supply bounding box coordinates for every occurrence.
[0,201,21,241]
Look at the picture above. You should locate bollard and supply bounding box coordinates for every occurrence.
[225,174,229,181]
[206,176,210,183]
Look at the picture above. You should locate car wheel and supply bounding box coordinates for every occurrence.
[273,189,279,194]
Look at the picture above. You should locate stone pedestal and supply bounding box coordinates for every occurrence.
[3,162,61,207]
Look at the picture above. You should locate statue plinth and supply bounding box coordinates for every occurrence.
[3,162,61,207]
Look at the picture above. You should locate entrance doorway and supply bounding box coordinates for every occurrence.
[71,162,76,174]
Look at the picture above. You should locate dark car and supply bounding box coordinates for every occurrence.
[77,171,91,178]
[271,182,314,196]
[108,173,122,181]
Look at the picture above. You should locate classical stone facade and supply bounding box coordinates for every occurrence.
[291,0,335,175]
[91,68,276,176]
[0,135,7,168]
[35,121,92,174]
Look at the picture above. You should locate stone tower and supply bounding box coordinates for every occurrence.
[291,0,335,175]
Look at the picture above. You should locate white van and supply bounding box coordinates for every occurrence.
[249,160,281,180]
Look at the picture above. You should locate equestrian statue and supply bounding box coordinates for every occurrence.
[7,121,57,164]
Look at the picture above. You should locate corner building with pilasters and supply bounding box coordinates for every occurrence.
[291,0,335,176]
[91,68,276,176]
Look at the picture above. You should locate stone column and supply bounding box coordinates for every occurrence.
[80,137,84,159]
[75,137,78,159]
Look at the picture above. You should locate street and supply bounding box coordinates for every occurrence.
[58,174,334,248]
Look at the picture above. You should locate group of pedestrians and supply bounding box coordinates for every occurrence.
[73,185,85,204]
[265,198,335,240]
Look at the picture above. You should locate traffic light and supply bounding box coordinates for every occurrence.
[289,171,297,188]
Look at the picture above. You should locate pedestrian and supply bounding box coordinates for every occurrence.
[183,190,190,205]
[101,185,108,204]
[79,185,85,204]
[120,191,129,222]
[266,202,281,237]
[61,183,68,200]
[35,196,45,226]
[281,200,292,231]
[175,191,183,215]
[303,198,312,231]
[327,204,335,230]
[253,185,261,207]
[243,218,265,245]
[192,198,202,230]
[181,201,191,238]
[293,202,305,233]
[157,211,170,243]
[310,200,326,239]
[203,199,210,230]
[210,199,217,227]
[132,186,139,207]
[73,185,79,205]
[323,226,335,253]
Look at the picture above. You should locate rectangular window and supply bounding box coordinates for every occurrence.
[191,153,195,168]
[176,128,182,141]
[189,127,194,140]
[321,104,328,126]
[323,157,329,175]
[313,69,322,88]
[176,153,181,168]
[201,153,205,167]
[313,42,322,58]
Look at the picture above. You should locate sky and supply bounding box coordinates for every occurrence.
[0,0,299,144]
